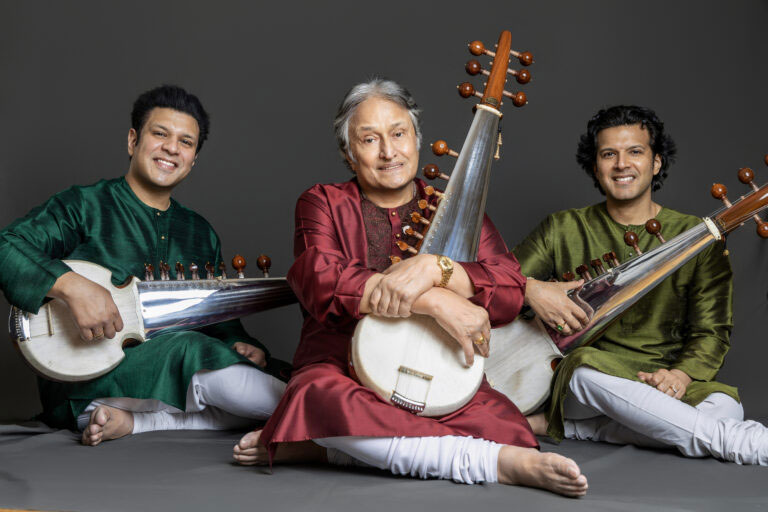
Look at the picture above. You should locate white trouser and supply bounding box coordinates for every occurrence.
[77,363,286,433]
[564,366,768,465]
[314,435,501,485]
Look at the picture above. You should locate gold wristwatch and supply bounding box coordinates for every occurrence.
[436,255,453,288]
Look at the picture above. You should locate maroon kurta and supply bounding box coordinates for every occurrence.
[260,178,537,452]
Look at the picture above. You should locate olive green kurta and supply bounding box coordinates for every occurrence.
[513,202,739,441]
[0,177,272,429]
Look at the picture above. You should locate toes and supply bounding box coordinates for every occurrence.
[238,430,262,450]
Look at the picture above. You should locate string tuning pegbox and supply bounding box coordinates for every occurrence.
[232,255,246,279]
[468,40,534,66]
[256,254,271,277]
[645,219,666,243]
[735,167,768,238]
[189,262,200,280]
[432,140,459,158]
[624,231,642,255]
[144,263,155,281]
[423,164,450,182]
[465,59,531,84]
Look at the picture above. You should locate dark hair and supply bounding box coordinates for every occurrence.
[576,105,677,194]
[131,85,210,153]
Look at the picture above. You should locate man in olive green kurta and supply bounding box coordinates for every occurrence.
[0,86,287,445]
[514,105,767,464]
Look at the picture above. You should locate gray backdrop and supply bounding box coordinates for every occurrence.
[1,0,766,422]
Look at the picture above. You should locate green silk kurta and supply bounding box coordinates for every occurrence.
[0,177,271,428]
[513,202,739,441]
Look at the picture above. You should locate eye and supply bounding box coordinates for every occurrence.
[363,137,376,144]
[181,139,194,147]
[394,130,405,138]
[601,151,615,158]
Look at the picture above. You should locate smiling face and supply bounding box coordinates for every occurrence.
[126,107,199,199]
[346,97,419,207]
[594,123,661,204]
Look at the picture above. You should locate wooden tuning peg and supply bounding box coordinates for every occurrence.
[161,261,171,281]
[417,199,437,212]
[219,261,228,279]
[232,254,246,278]
[711,183,733,208]
[389,255,402,265]
[757,221,768,238]
[410,212,430,226]
[396,240,418,255]
[645,219,666,243]
[590,259,606,275]
[624,231,642,255]
[738,167,759,192]
[603,251,620,268]
[502,90,528,107]
[765,154,768,167]
[189,262,199,280]
[465,59,531,84]
[423,164,449,181]
[257,254,271,277]
[432,140,459,158]
[205,262,215,280]
[458,82,483,99]
[510,49,534,66]
[562,271,575,282]
[468,40,494,57]
[403,225,424,240]
[175,262,185,280]
[423,185,444,199]
[144,263,155,281]
[575,264,593,281]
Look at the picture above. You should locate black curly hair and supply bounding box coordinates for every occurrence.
[576,105,677,194]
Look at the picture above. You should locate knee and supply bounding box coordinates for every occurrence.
[569,366,602,395]
[699,393,744,422]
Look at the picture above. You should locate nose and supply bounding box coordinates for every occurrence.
[163,137,180,155]
[379,137,396,159]
[615,151,630,169]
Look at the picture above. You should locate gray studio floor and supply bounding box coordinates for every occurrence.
[1,423,767,512]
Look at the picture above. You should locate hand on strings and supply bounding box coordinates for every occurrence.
[422,287,490,367]
[368,254,441,318]
[638,368,692,400]
[524,277,588,335]
[233,342,267,368]
[48,271,124,341]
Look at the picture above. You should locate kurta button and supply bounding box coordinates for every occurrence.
[391,211,396,216]
[395,233,401,239]
[161,235,166,240]
[156,212,161,216]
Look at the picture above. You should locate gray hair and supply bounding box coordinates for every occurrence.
[333,78,422,170]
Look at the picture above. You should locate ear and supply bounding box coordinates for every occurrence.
[127,128,138,158]
[346,153,358,174]
[652,153,662,176]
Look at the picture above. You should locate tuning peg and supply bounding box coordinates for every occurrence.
[738,167,759,192]
[417,199,437,212]
[403,225,424,240]
[765,154,768,167]
[232,255,246,278]
[645,219,666,243]
[219,261,228,280]
[711,183,733,208]
[468,41,534,66]
[144,263,154,281]
[624,231,642,255]
[160,261,170,281]
[465,59,531,84]
[502,90,528,107]
[389,255,402,265]
[257,254,271,278]
[423,164,450,181]
[205,262,215,280]
[602,251,620,268]
[410,212,430,226]
[562,271,575,282]
[423,185,444,199]
[396,240,418,255]
[175,262,185,280]
[590,259,606,275]
[458,82,483,100]
[575,264,593,281]
[432,140,459,158]
[189,262,199,280]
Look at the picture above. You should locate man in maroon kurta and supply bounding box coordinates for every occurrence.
[234,79,588,496]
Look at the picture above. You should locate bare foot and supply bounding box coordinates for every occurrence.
[81,406,133,446]
[526,413,548,436]
[233,429,327,466]
[498,446,588,497]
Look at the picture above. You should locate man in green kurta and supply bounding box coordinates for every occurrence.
[0,85,287,445]
[514,105,767,464]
